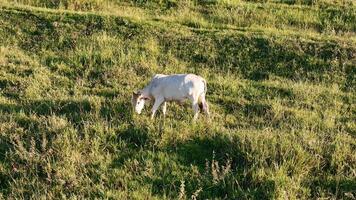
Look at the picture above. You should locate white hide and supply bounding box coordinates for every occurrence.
[132,74,209,121]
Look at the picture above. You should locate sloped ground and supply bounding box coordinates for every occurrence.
[0,0,355,199]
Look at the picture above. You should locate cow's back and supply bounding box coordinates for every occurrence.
[149,74,205,100]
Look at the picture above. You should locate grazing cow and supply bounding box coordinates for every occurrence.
[131,74,209,121]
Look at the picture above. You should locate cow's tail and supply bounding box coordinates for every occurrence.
[203,79,207,95]
[199,78,209,116]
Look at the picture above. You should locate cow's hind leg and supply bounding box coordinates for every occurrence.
[191,99,199,121]
[198,93,210,117]
[200,94,210,117]
[151,97,164,119]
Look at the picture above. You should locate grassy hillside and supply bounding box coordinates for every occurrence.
[0,0,355,199]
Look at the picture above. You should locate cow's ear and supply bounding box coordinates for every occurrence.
[133,91,140,96]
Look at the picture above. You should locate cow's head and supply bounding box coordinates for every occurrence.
[131,91,149,114]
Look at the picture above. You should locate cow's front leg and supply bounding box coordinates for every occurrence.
[151,97,164,119]
[162,102,167,117]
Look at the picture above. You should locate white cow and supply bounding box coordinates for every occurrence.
[131,74,209,121]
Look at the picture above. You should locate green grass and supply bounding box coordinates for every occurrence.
[0,0,355,199]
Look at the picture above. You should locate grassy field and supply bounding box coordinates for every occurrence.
[0,0,355,199]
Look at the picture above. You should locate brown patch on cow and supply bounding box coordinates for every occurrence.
[199,102,204,112]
